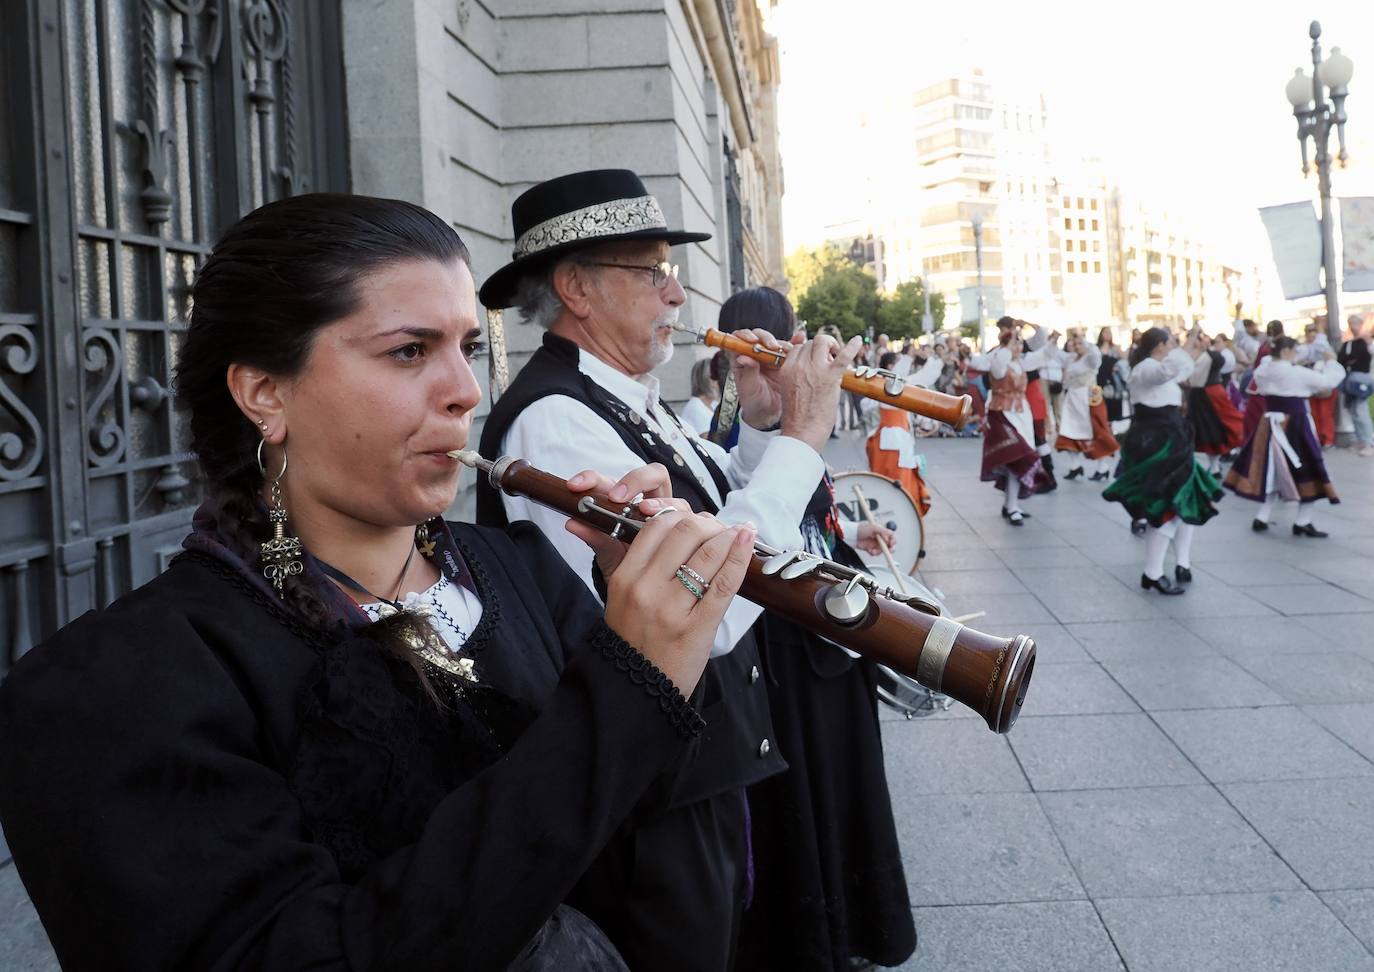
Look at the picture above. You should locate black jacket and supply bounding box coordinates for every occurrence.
[0,522,700,971]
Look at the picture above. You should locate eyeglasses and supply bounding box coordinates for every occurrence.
[581,260,680,290]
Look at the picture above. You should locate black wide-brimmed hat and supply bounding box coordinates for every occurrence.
[478,169,711,309]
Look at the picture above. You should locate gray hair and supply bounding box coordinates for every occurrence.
[512,256,605,329]
[511,265,566,330]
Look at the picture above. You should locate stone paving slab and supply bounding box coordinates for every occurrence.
[1303,702,1374,762]
[1015,663,1140,718]
[1322,889,1374,955]
[1097,653,1288,711]
[1230,650,1374,705]
[1154,706,1374,783]
[1062,618,1218,661]
[891,792,1085,906]
[881,719,1029,796]
[893,901,1125,972]
[1179,616,1341,656]
[1221,778,1374,890]
[0,865,56,972]
[1007,714,1204,791]
[1096,891,1374,972]
[991,623,1092,666]
[1246,583,1374,615]
[1038,785,1302,897]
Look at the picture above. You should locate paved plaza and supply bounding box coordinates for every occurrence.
[828,434,1374,972]
[2,435,1373,971]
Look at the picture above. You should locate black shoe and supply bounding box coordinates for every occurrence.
[1065,467,1084,481]
[1141,573,1186,595]
[1252,519,1269,533]
[1175,566,1192,583]
[1007,511,1025,526]
[1293,523,1328,538]
[1130,518,1147,536]
[1090,470,1110,482]
[1001,508,1032,520]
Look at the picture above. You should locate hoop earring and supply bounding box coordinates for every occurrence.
[257,441,302,594]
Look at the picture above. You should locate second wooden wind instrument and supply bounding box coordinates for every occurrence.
[452,450,1036,733]
[671,322,974,429]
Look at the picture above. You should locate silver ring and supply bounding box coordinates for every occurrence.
[679,565,710,589]
[674,566,706,600]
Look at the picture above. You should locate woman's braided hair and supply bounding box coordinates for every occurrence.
[175,193,471,689]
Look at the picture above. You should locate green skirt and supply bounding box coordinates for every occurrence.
[1103,405,1222,527]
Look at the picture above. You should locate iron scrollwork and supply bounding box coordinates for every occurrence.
[134,0,174,228]
[242,0,290,201]
[82,329,126,467]
[0,325,45,483]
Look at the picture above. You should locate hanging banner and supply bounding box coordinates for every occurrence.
[1340,197,1374,292]
[1258,201,1323,299]
[957,286,1004,324]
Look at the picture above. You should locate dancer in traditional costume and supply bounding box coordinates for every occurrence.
[1096,327,1131,432]
[1052,330,1120,481]
[863,350,936,517]
[970,329,1054,525]
[1104,327,1223,594]
[1186,341,1244,475]
[1223,337,1345,537]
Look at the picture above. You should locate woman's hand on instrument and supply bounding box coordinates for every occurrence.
[777,333,863,452]
[855,521,897,556]
[602,512,758,693]
[731,327,802,429]
[565,464,692,575]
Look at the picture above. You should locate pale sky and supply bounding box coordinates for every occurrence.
[771,0,1374,316]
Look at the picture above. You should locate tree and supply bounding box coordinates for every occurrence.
[875,278,945,339]
[795,261,882,342]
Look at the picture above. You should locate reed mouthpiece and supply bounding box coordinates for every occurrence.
[447,449,487,469]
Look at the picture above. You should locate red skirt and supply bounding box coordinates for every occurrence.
[1192,384,1245,455]
[1054,400,1120,459]
[981,411,1052,499]
[1310,392,1336,447]
[866,411,932,516]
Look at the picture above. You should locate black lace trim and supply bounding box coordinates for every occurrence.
[590,622,704,739]
[449,533,502,656]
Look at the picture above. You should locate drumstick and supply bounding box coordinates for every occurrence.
[850,484,909,595]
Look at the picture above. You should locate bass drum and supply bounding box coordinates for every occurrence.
[865,565,953,719]
[832,471,926,574]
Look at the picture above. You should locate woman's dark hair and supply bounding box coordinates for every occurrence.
[1129,326,1171,368]
[717,286,797,341]
[878,351,899,370]
[1272,336,1299,355]
[1097,326,1115,348]
[175,193,470,688]
[1266,319,1285,339]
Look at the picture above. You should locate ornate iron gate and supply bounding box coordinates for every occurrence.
[0,0,347,670]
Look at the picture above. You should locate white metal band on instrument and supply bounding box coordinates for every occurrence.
[915,616,962,692]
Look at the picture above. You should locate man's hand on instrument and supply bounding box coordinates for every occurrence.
[731,327,802,429]
[777,333,863,453]
[855,521,896,556]
[602,512,758,693]
[565,463,692,576]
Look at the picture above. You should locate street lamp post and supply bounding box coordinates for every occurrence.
[921,273,934,334]
[1286,20,1354,347]
[972,212,986,351]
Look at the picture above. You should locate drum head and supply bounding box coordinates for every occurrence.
[832,471,925,574]
[861,566,953,718]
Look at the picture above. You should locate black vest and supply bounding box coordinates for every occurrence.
[477,332,786,804]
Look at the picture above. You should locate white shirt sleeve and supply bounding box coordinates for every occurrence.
[907,354,944,388]
[1130,347,1195,390]
[1020,345,1051,371]
[1187,353,1212,387]
[983,346,1013,379]
[499,395,820,658]
[1024,325,1048,351]
[1233,319,1261,358]
[1220,348,1236,374]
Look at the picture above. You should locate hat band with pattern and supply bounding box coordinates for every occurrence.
[513,195,667,258]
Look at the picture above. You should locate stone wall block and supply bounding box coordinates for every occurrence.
[500,16,592,72]
[503,67,673,128]
[587,12,669,67]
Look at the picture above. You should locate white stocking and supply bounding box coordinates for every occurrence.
[1144,527,1170,580]
[1002,470,1020,513]
[1256,493,1276,524]
[1173,523,1196,569]
[1295,502,1316,527]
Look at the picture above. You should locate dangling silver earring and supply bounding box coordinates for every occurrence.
[257,438,303,594]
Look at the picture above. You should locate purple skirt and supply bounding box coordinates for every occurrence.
[1223,395,1339,504]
